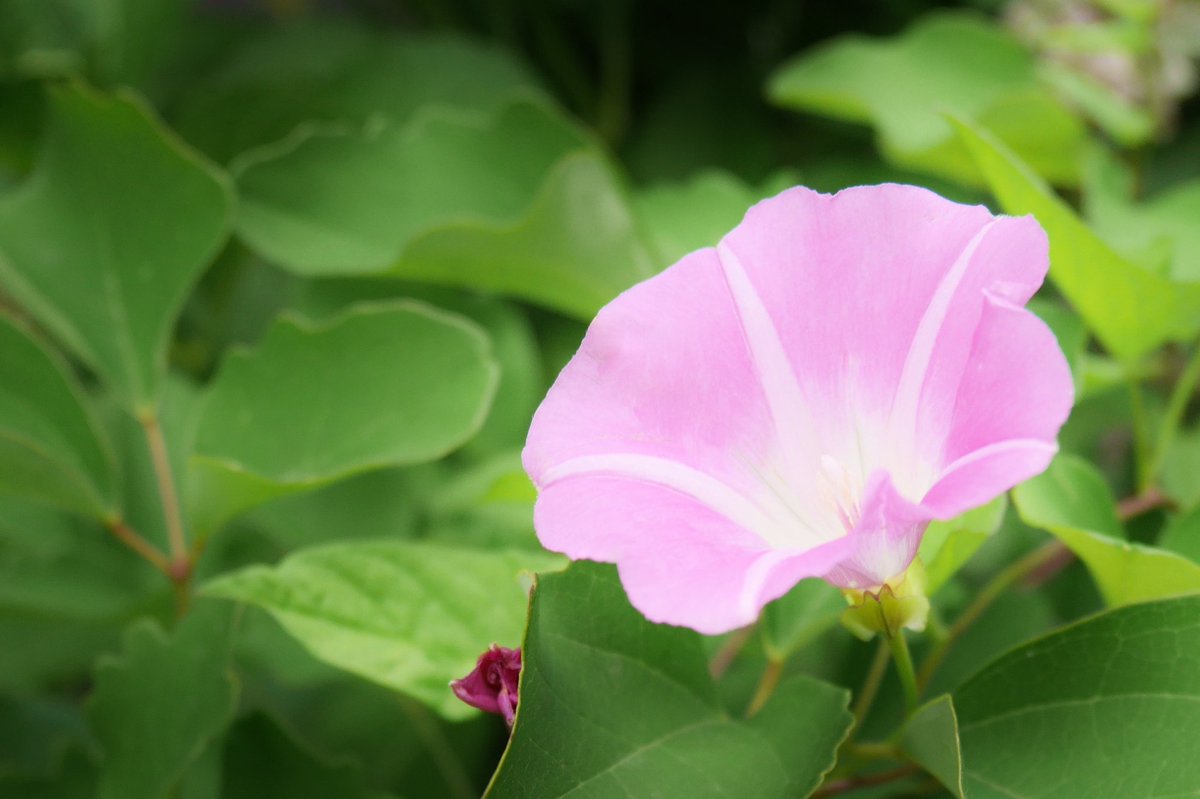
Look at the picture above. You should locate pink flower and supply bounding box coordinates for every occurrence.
[451,645,522,726]
[523,184,1073,635]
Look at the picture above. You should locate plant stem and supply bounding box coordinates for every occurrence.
[1116,486,1175,521]
[917,540,1063,692]
[105,517,171,575]
[709,625,755,679]
[139,412,188,569]
[745,656,783,718]
[1129,381,1154,492]
[849,640,891,736]
[886,630,919,716]
[846,741,901,762]
[814,765,920,797]
[1148,341,1200,486]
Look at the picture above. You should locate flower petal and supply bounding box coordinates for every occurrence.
[718,185,1049,499]
[922,292,1073,517]
[524,246,836,549]
[533,472,853,633]
[824,471,932,589]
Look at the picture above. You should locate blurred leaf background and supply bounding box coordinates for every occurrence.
[1,0,1200,796]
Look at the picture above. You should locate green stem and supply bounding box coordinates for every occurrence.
[745,656,783,718]
[886,630,919,716]
[1129,381,1154,492]
[917,540,1063,692]
[1148,341,1200,486]
[849,640,891,736]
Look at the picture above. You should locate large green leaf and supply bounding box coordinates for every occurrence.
[0,82,232,411]
[291,282,543,457]
[173,23,542,164]
[220,714,371,799]
[954,596,1200,797]
[202,540,559,719]
[1013,454,1200,606]
[486,562,853,798]
[189,302,499,538]
[951,116,1200,361]
[0,316,115,518]
[87,603,239,799]
[1086,154,1200,282]
[767,12,1085,186]
[394,151,656,319]
[0,497,158,619]
[233,101,588,275]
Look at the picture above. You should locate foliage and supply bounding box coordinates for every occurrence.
[1,0,1199,796]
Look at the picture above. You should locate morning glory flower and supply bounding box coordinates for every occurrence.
[523,184,1073,635]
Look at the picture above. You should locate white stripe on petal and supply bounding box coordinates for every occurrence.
[716,242,820,474]
[540,454,799,548]
[889,220,998,472]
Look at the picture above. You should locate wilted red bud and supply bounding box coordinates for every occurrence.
[450,644,521,727]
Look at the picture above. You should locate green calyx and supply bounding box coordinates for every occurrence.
[840,560,931,641]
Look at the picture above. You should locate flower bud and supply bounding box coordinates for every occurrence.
[450,645,522,727]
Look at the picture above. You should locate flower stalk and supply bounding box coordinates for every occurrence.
[886,629,920,716]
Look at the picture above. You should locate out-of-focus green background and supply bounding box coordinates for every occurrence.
[2,0,1200,796]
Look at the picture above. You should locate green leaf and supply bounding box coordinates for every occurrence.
[920,497,1007,594]
[950,115,1200,361]
[0,613,129,695]
[900,695,964,799]
[1039,62,1156,148]
[290,282,544,457]
[202,540,558,719]
[189,301,499,538]
[0,694,90,780]
[1164,425,1200,510]
[0,0,185,90]
[1013,454,1200,605]
[220,714,370,799]
[233,101,588,275]
[87,602,240,799]
[633,169,794,265]
[0,82,232,411]
[0,497,158,619]
[0,1,86,79]
[173,24,543,164]
[0,315,115,517]
[390,150,656,319]
[0,745,96,799]
[486,562,852,798]
[1086,157,1200,283]
[760,579,845,660]
[767,12,1085,186]
[954,595,1200,797]
[240,674,499,798]
[1159,506,1200,564]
